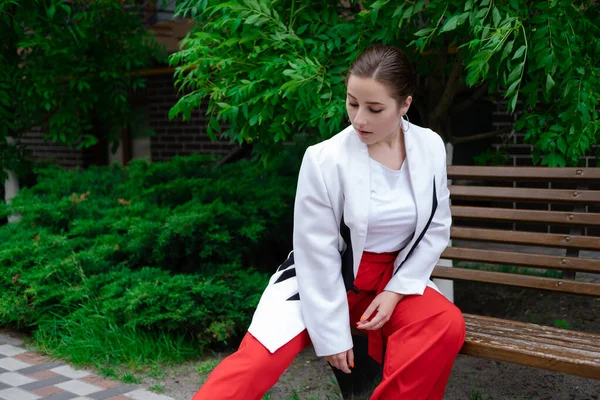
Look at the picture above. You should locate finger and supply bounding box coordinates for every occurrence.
[356,299,379,326]
[347,348,354,369]
[338,354,351,374]
[328,357,339,370]
[360,310,387,330]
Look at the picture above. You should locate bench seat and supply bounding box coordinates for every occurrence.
[462,314,600,380]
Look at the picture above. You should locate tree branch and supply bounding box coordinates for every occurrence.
[450,128,512,145]
[452,83,489,114]
[431,54,464,123]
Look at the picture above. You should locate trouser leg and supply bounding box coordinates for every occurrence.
[370,287,466,400]
[192,330,311,400]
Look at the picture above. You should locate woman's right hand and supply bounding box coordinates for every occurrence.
[324,348,354,374]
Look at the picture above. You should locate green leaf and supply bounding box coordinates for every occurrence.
[501,40,514,60]
[392,5,405,18]
[508,94,518,113]
[512,45,526,60]
[507,62,523,83]
[492,7,501,27]
[402,5,414,20]
[245,14,261,25]
[505,79,519,98]
[258,1,271,16]
[440,15,461,33]
[557,136,567,154]
[296,24,308,35]
[48,4,56,19]
[465,0,474,11]
[370,0,389,10]
[249,114,259,126]
[414,28,434,37]
[545,74,555,92]
[231,18,243,32]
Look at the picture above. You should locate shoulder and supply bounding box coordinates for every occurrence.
[410,123,445,152]
[304,125,357,167]
[407,123,446,167]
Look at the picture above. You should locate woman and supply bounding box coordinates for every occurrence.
[193,45,466,400]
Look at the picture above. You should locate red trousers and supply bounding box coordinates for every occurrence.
[192,252,465,400]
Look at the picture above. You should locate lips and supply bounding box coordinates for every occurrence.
[356,128,372,136]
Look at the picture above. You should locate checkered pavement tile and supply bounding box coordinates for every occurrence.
[0,346,26,358]
[0,372,36,386]
[0,340,175,400]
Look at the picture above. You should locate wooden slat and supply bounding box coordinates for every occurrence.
[450,227,600,251]
[462,314,600,380]
[440,247,600,273]
[450,185,600,204]
[431,266,600,296]
[448,166,600,181]
[451,206,600,226]
[465,315,600,353]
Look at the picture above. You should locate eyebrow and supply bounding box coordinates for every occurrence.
[347,92,384,106]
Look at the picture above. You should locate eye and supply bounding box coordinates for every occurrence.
[348,102,358,108]
[370,109,383,114]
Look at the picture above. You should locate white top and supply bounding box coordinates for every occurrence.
[363,157,417,253]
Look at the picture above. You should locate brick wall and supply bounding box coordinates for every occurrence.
[18,126,88,169]
[145,74,235,162]
[17,73,236,168]
[490,97,597,167]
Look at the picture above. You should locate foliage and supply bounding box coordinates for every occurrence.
[0,152,300,357]
[170,0,600,166]
[473,148,510,166]
[552,319,572,330]
[0,0,163,178]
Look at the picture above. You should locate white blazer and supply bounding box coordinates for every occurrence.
[248,120,451,357]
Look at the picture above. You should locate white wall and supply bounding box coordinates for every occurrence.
[157,0,177,21]
[107,137,152,166]
[432,142,454,302]
[3,137,22,223]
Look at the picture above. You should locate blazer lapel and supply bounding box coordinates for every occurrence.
[343,130,371,278]
[394,120,433,268]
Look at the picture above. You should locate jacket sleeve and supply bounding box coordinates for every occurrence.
[293,147,353,357]
[384,138,451,295]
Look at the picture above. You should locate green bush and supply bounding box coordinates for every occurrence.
[0,151,300,363]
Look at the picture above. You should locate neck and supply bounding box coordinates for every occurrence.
[372,125,404,150]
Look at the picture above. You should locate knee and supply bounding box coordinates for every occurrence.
[437,304,466,351]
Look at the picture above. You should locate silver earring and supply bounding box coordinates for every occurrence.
[402,114,410,132]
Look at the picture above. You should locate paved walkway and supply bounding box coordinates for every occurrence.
[0,333,175,400]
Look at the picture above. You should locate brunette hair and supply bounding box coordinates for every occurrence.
[347,45,416,107]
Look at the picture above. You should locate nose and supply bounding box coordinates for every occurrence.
[354,108,368,128]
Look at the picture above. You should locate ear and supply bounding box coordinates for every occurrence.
[400,95,413,116]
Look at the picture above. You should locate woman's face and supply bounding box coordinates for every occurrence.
[346,75,411,145]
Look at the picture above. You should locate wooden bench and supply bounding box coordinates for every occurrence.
[333,166,600,398]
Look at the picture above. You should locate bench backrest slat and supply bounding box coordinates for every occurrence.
[449,186,600,204]
[432,267,600,296]
[441,247,600,274]
[450,227,600,251]
[448,166,600,181]
[451,206,600,226]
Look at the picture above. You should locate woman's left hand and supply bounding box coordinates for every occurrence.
[355,291,404,331]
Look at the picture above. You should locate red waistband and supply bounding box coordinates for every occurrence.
[360,250,400,264]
